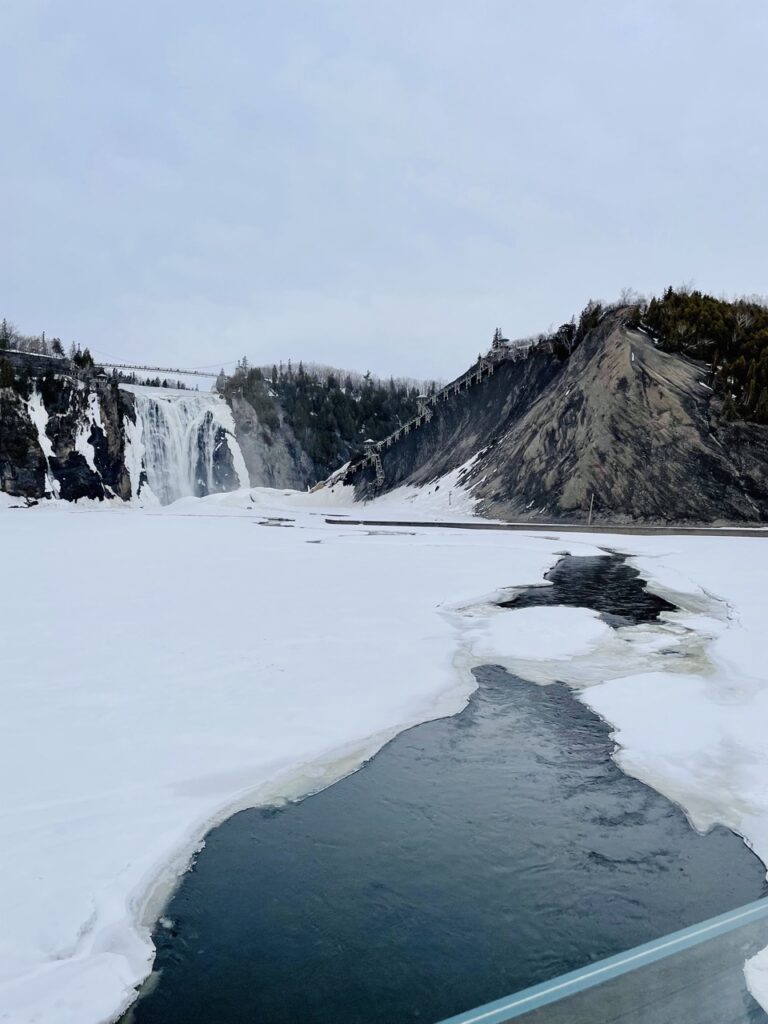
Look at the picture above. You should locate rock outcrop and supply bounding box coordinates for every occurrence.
[0,389,47,498]
[349,311,768,524]
[5,307,767,521]
[0,371,135,502]
[42,378,134,501]
[228,392,314,490]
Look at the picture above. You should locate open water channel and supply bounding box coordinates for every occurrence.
[127,554,768,1024]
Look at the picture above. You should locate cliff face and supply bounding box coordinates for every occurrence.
[0,357,312,503]
[43,378,134,501]
[0,373,135,502]
[228,392,315,490]
[352,313,768,524]
[351,350,561,495]
[0,389,47,498]
[5,311,767,520]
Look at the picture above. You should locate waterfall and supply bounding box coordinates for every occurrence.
[123,386,249,504]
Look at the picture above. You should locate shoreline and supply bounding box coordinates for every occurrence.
[121,552,768,1023]
[122,549,768,1021]
[114,659,481,1022]
[3,500,767,1024]
[325,516,768,537]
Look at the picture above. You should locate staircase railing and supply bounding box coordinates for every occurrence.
[347,341,541,488]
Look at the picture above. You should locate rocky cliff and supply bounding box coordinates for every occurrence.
[0,365,136,502]
[0,391,47,498]
[227,392,314,490]
[4,306,767,520]
[349,311,768,524]
[0,354,314,503]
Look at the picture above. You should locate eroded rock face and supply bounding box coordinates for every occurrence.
[199,418,240,496]
[228,392,314,490]
[353,312,768,524]
[0,389,46,498]
[0,375,135,502]
[45,379,135,501]
[92,385,135,501]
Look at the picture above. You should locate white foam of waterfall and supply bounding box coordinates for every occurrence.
[122,385,249,504]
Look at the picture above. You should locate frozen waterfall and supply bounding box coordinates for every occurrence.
[123,385,249,504]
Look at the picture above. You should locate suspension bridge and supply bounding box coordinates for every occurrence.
[97,362,219,379]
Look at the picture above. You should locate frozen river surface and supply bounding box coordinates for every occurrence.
[128,556,768,1024]
[3,491,768,1024]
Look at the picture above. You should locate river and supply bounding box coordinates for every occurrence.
[126,554,768,1024]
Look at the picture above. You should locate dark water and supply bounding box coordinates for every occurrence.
[499,552,677,627]
[128,555,767,1024]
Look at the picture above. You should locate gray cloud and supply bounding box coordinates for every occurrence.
[2,0,767,379]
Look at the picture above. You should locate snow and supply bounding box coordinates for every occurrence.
[25,390,60,498]
[470,606,611,662]
[746,947,768,1010]
[122,411,153,504]
[362,460,481,517]
[1,493,767,1022]
[0,492,28,509]
[308,456,484,520]
[74,391,106,481]
[0,498,557,1023]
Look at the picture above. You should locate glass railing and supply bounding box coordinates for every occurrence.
[436,898,768,1024]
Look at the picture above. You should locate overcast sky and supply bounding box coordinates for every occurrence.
[2,1,766,380]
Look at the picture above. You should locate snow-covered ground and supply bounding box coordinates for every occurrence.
[1,486,767,1023]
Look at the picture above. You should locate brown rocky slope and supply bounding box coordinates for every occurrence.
[351,310,768,524]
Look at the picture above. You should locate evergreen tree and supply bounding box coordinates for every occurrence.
[642,288,768,423]
[13,366,32,399]
[722,393,738,422]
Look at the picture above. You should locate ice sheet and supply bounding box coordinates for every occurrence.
[0,497,766,1022]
